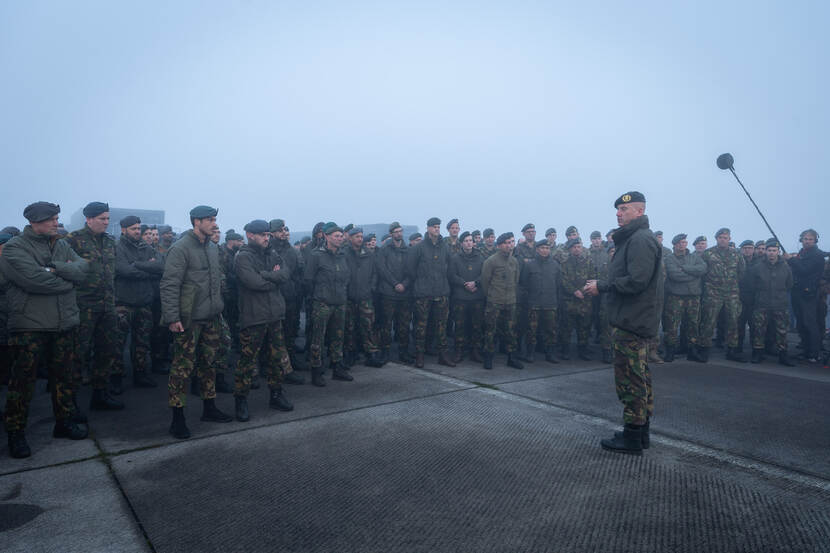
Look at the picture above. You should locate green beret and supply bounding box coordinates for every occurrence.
[672,233,687,245]
[388,221,402,233]
[739,240,754,248]
[300,236,311,244]
[243,220,269,234]
[654,230,663,237]
[566,238,582,249]
[323,222,342,235]
[693,235,706,245]
[545,227,556,236]
[590,231,601,239]
[409,232,422,241]
[483,228,494,238]
[471,229,481,237]
[23,201,60,223]
[715,227,730,238]
[83,201,109,218]
[613,191,646,208]
[190,205,218,219]
[364,233,376,242]
[0,233,13,245]
[427,217,441,227]
[343,223,354,234]
[140,224,149,234]
[521,223,535,233]
[158,225,173,235]
[565,226,578,235]
[446,218,459,230]
[269,219,285,232]
[459,231,471,243]
[755,240,766,247]
[496,232,514,245]
[348,226,363,236]
[535,239,549,248]
[1,226,20,236]
[120,215,141,228]
[765,238,780,248]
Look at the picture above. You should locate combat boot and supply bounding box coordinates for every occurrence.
[663,345,675,363]
[399,350,414,364]
[190,376,200,396]
[559,344,570,361]
[379,348,390,365]
[778,350,796,367]
[289,353,308,371]
[89,389,125,411]
[133,371,157,388]
[311,370,326,387]
[483,353,493,370]
[695,346,710,363]
[109,374,123,395]
[283,371,305,385]
[601,349,612,365]
[470,349,483,363]
[7,431,31,458]
[600,424,643,455]
[70,395,88,424]
[52,419,88,440]
[169,407,190,439]
[331,362,354,381]
[647,349,663,364]
[414,352,424,368]
[215,373,233,394]
[343,351,355,368]
[365,351,384,368]
[751,348,764,364]
[234,396,249,422]
[200,398,233,423]
[578,346,591,361]
[437,351,456,367]
[545,347,559,364]
[615,419,650,449]
[518,344,535,363]
[726,348,746,363]
[506,352,524,370]
[269,387,294,411]
[452,350,464,364]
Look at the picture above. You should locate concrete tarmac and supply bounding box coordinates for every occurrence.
[1,347,829,552]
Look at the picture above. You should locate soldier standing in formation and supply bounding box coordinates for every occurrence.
[560,238,597,361]
[749,239,795,366]
[663,234,707,362]
[480,233,523,370]
[519,239,561,363]
[376,222,413,364]
[344,227,384,368]
[448,231,485,363]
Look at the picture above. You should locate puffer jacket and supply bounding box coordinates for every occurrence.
[346,246,376,301]
[407,235,450,298]
[448,248,485,302]
[304,245,350,305]
[750,257,793,310]
[115,235,164,306]
[375,239,411,298]
[160,229,224,328]
[234,242,289,328]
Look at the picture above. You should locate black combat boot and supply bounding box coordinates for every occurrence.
[601,424,644,455]
[778,350,796,367]
[109,374,123,395]
[414,352,424,368]
[52,419,88,440]
[89,388,125,411]
[399,350,414,364]
[482,353,493,370]
[663,345,675,363]
[269,387,294,411]
[519,344,535,363]
[560,344,571,361]
[331,361,354,381]
[70,395,88,423]
[545,347,559,364]
[283,371,305,385]
[506,352,524,370]
[200,398,233,423]
[578,346,591,361]
[133,371,157,388]
[469,349,483,363]
[615,418,650,449]
[452,350,464,364]
[437,351,456,367]
[289,353,308,371]
[234,396,249,422]
[215,373,233,394]
[726,348,746,363]
[190,376,200,396]
[169,407,190,439]
[601,349,612,364]
[697,346,710,363]
[751,348,764,364]
[364,351,384,368]
[311,370,326,387]
[7,431,31,458]
[343,351,355,368]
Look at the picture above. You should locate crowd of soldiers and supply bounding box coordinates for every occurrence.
[0,199,828,459]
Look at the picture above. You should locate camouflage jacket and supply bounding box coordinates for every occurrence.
[561,253,596,303]
[218,244,239,300]
[701,246,746,296]
[588,245,610,281]
[443,236,462,256]
[65,225,116,311]
[477,243,498,260]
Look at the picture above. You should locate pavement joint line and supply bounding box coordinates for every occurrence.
[0,452,105,478]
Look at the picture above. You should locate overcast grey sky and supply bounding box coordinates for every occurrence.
[2,1,827,250]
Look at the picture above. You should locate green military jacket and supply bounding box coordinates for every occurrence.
[65,225,116,311]
[561,253,597,303]
[160,229,224,328]
[701,246,746,296]
[481,251,520,306]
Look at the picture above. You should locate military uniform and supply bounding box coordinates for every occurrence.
[345,240,382,365]
[663,244,706,358]
[448,245,485,359]
[518,243,560,360]
[480,241,521,364]
[698,241,746,354]
[376,236,412,362]
[589,243,610,353]
[748,250,793,361]
[218,241,241,351]
[407,229,452,366]
[560,246,597,357]
[269,221,304,367]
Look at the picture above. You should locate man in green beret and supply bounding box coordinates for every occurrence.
[269,218,306,374]
[663,233,706,362]
[693,236,707,255]
[444,218,461,255]
[736,239,757,353]
[480,232,523,369]
[589,230,610,358]
[448,231,485,363]
[518,238,561,364]
[748,239,795,366]
[560,238,597,361]
[377,222,414,364]
[66,202,125,410]
[471,230,482,248]
[513,223,537,359]
[478,228,497,259]
[344,227,384,368]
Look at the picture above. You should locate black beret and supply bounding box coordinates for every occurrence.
[269,219,285,232]
[545,227,556,236]
[715,227,730,238]
[535,239,549,248]
[565,238,582,249]
[190,205,218,219]
[671,233,687,245]
[342,223,354,234]
[521,223,535,233]
[496,232,514,245]
[459,231,471,243]
[654,230,663,237]
[606,229,615,237]
[226,231,244,241]
[613,191,646,208]
[409,232,422,241]
[120,215,141,228]
[446,218,459,230]
[348,226,363,236]
[158,225,173,235]
[693,235,706,245]
[739,240,754,248]
[23,201,61,223]
[364,233,376,242]
[323,222,342,235]
[388,221,402,233]
[140,224,149,234]
[566,226,578,235]
[427,217,441,227]
[590,231,601,239]
[1,226,21,236]
[83,201,109,218]
[472,229,481,237]
[243,220,269,234]
[0,233,13,245]
[483,228,494,238]
[765,238,780,248]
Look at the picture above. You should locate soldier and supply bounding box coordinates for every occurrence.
[472,230,482,247]
[693,236,707,255]
[114,215,163,389]
[208,228,234,394]
[376,222,413,364]
[1,202,89,458]
[0,233,11,412]
[513,223,536,357]
[407,217,454,368]
[663,234,707,362]
[268,219,305,373]
[754,240,767,262]
[304,222,353,385]
[749,239,795,366]
[519,239,560,363]
[219,229,244,351]
[444,218,461,255]
[364,233,377,252]
[479,233,522,370]
[65,202,124,409]
[140,225,154,246]
[560,238,597,360]
[344,227,384,368]
[514,223,537,262]
[565,226,579,242]
[161,205,233,439]
[697,228,747,362]
[654,231,672,257]
[786,229,825,363]
[408,232,422,247]
[449,231,485,363]
[232,220,294,421]
[737,240,757,353]
[478,228,497,259]
[585,191,661,455]
[589,231,610,348]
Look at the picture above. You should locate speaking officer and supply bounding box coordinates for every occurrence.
[585,191,661,455]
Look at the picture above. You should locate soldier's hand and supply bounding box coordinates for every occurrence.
[574,290,584,300]
[394,283,405,293]
[583,280,599,296]
[273,264,281,271]
[169,321,184,333]
[464,281,476,291]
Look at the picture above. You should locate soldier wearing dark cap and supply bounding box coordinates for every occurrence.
[786,229,825,362]
[408,232,422,247]
[747,239,795,366]
[406,217,454,368]
[513,223,537,356]
[157,225,174,255]
[478,228,497,259]
[654,231,672,257]
[344,227,384,368]
[377,222,414,364]
[268,219,305,372]
[589,230,610,354]
[444,218,461,255]
[585,191,660,455]
[448,231,485,363]
[471,230,482,247]
[0,233,12,407]
[219,229,244,351]
[114,216,164,389]
[697,227,747,362]
[560,238,597,360]
[753,240,767,262]
[0,226,21,237]
[65,202,125,410]
[301,222,327,343]
[480,232,523,369]
[519,238,561,363]
[161,205,233,439]
[663,234,706,362]
[304,222,353,385]
[232,220,295,422]
[1,202,89,458]
[692,236,707,255]
[736,239,757,353]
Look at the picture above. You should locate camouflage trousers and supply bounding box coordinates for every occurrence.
[168,317,221,408]
[483,302,517,354]
[452,300,484,352]
[223,297,240,351]
[751,309,788,352]
[413,296,449,354]
[526,307,557,349]
[217,314,231,374]
[611,327,653,426]
[561,298,592,347]
[345,299,379,355]
[115,304,153,376]
[662,295,700,348]
[4,330,76,432]
[235,321,291,396]
[284,299,301,355]
[698,292,740,348]
[150,296,172,363]
[76,307,118,390]
[379,297,411,351]
[309,301,346,370]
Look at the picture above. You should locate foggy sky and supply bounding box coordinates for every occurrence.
[2,1,828,251]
